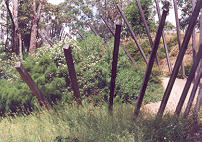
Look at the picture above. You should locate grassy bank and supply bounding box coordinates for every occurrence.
[0,103,193,142]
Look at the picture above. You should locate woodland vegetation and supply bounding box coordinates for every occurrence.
[0,0,198,141]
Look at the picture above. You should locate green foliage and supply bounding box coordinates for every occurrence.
[76,34,163,104]
[0,79,33,115]
[23,55,70,104]
[124,39,163,62]
[0,37,74,115]
[176,0,200,30]
[124,34,177,62]
[135,113,193,142]
[184,62,192,76]
[124,0,155,35]
[0,34,163,115]
[124,39,150,63]
[164,21,175,32]
[0,51,18,80]
[0,52,71,115]
[0,103,193,141]
[167,36,178,50]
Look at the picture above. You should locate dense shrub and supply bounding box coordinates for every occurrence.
[0,53,71,115]
[0,34,163,115]
[76,34,162,104]
[0,38,73,115]
[0,79,33,115]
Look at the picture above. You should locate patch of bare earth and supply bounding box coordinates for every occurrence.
[143,77,199,115]
[143,36,199,114]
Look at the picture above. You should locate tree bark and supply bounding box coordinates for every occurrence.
[18,33,23,61]
[5,0,19,55]
[29,0,42,55]
[29,23,38,54]
[13,0,23,59]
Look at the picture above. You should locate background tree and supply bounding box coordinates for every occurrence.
[29,0,44,54]
[124,0,155,36]
[1,0,156,55]
[18,0,32,51]
[61,0,131,40]
[177,0,199,30]
[0,1,8,50]
[5,0,19,55]
[90,0,131,39]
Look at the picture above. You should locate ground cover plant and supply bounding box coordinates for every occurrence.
[0,34,163,115]
[0,103,194,142]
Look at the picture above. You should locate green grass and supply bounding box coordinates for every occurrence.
[0,103,193,142]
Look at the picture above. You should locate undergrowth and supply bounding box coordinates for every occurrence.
[0,34,163,115]
[0,103,193,142]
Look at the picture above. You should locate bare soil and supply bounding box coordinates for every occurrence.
[143,77,199,115]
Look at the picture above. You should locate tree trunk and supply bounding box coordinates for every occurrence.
[29,0,42,55]
[29,23,38,54]
[18,33,23,61]
[13,31,19,54]
[5,0,19,55]
[13,0,19,55]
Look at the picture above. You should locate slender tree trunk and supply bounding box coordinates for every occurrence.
[5,0,19,54]
[192,0,196,59]
[0,26,4,41]
[5,10,9,51]
[13,0,19,55]
[18,33,23,61]
[13,30,18,54]
[173,0,185,77]
[29,0,42,55]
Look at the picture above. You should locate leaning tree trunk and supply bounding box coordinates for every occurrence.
[29,0,42,55]
[192,0,196,59]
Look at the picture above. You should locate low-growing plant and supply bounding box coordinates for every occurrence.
[184,62,193,76]
[0,103,194,142]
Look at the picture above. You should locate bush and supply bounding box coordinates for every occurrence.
[124,39,150,63]
[0,37,74,115]
[0,34,163,115]
[76,34,163,104]
[0,53,72,115]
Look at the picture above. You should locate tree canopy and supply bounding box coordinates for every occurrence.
[177,0,200,30]
[0,0,199,56]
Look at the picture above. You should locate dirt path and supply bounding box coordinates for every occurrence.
[143,77,199,115]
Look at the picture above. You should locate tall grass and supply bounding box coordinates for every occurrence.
[0,103,193,142]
